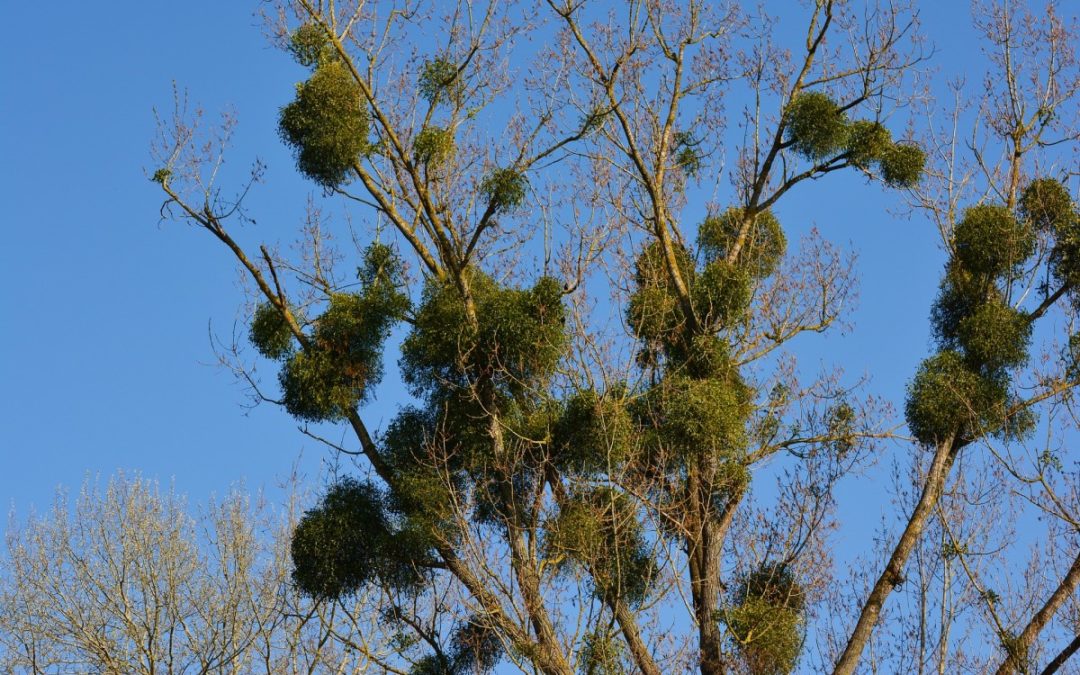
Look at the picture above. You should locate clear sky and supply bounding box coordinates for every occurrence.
[0,0,1026,549]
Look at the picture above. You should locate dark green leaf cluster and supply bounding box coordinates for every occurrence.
[625,236,758,471]
[1020,179,1080,291]
[381,406,462,531]
[265,244,408,423]
[551,387,633,475]
[628,213,782,371]
[579,628,627,675]
[905,351,1009,446]
[930,268,1031,377]
[650,374,753,461]
[448,617,503,674]
[673,131,701,178]
[480,168,528,214]
[879,144,925,188]
[401,272,566,401]
[784,92,849,159]
[954,205,1034,277]
[358,242,411,312]
[419,57,462,104]
[279,288,402,422]
[291,478,431,599]
[288,24,334,68]
[627,241,752,373]
[408,617,503,675]
[626,242,695,356]
[409,655,452,675]
[545,487,654,607]
[734,562,806,612]
[249,302,294,359]
[845,120,892,169]
[930,265,989,350]
[580,106,608,135]
[1019,178,1075,233]
[698,208,786,279]
[783,92,924,187]
[954,299,1031,372]
[414,126,455,166]
[1066,333,1080,380]
[279,60,369,187]
[723,562,805,675]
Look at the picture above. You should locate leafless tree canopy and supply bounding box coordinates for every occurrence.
[0,474,402,674]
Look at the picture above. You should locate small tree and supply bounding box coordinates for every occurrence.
[0,473,399,673]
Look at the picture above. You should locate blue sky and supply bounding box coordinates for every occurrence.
[0,0,1000,536]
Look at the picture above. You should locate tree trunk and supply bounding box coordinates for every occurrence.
[832,437,958,675]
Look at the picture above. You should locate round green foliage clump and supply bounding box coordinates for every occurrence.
[414,126,455,166]
[1066,333,1080,380]
[292,478,385,599]
[724,562,805,675]
[291,478,429,599]
[279,60,369,187]
[879,143,925,188]
[785,91,849,159]
[480,168,528,214]
[655,373,753,460]
[400,277,478,395]
[673,130,702,178]
[579,628,627,675]
[448,617,503,674]
[551,388,634,474]
[905,350,1007,446]
[676,146,702,178]
[357,242,412,317]
[249,302,294,360]
[401,272,567,399]
[280,286,404,422]
[697,208,786,279]
[418,56,462,104]
[736,562,806,612]
[545,487,654,607]
[1020,179,1080,289]
[1019,178,1076,233]
[954,204,1034,278]
[693,260,754,329]
[725,602,802,675]
[474,275,566,390]
[627,285,681,345]
[279,349,356,422]
[845,120,892,169]
[408,655,451,675]
[381,407,462,530]
[314,292,391,370]
[288,24,333,68]
[634,240,696,288]
[930,263,992,348]
[679,334,735,380]
[955,298,1031,371]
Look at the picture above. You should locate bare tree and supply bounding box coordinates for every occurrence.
[0,473,402,674]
